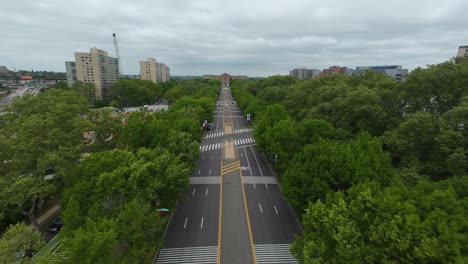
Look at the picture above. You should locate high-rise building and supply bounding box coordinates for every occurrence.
[289,68,320,79]
[67,47,119,101]
[161,63,170,82]
[457,45,468,57]
[140,57,170,83]
[140,57,158,83]
[356,65,408,82]
[65,61,77,87]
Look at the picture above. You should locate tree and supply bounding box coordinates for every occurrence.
[282,134,395,213]
[0,89,89,229]
[167,131,200,171]
[294,178,467,263]
[111,80,160,107]
[254,104,291,150]
[52,80,69,90]
[62,219,119,264]
[71,81,96,104]
[0,222,44,263]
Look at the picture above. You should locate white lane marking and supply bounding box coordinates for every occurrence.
[209,169,211,175]
[199,146,202,150]
[251,145,264,176]
[274,205,279,215]
[217,143,220,149]
[209,145,212,151]
[184,217,188,229]
[244,147,253,176]
[202,155,204,160]
[198,170,200,175]
[241,153,243,158]
[192,188,196,196]
[253,182,256,189]
[265,184,269,189]
[259,203,263,214]
[201,217,204,229]
[206,188,208,196]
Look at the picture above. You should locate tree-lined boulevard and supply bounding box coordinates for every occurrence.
[1,56,468,263]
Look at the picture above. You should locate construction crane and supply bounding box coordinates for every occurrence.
[112,33,122,78]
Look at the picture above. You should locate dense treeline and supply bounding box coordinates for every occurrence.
[232,57,468,263]
[0,79,220,263]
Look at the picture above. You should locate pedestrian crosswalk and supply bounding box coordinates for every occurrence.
[234,128,252,134]
[254,244,298,264]
[204,131,224,139]
[155,246,218,264]
[200,143,222,152]
[199,138,256,151]
[234,138,256,146]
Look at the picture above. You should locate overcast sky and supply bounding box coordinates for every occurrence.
[1,0,467,76]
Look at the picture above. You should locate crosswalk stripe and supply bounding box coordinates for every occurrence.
[156,246,218,264]
[254,244,298,264]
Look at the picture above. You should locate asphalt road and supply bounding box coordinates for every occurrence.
[156,85,302,264]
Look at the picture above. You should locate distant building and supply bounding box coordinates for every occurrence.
[65,61,77,87]
[140,57,157,83]
[457,45,468,57]
[0,66,11,74]
[289,68,320,79]
[161,63,170,82]
[66,47,119,101]
[356,65,408,82]
[140,57,170,83]
[321,66,348,76]
[203,73,247,85]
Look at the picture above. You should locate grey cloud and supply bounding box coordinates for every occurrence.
[1,0,467,76]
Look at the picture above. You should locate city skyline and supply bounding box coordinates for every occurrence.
[1,0,468,76]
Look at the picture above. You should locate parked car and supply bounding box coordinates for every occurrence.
[47,217,62,233]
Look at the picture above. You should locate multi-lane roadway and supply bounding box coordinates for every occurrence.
[155,85,302,264]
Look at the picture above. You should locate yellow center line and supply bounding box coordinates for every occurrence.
[240,164,257,264]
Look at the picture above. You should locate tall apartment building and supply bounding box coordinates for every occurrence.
[65,61,77,87]
[66,47,119,100]
[140,57,170,83]
[289,68,320,79]
[140,57,158,82]
[457,45,468,57]
[356,65,408,82]
[161,63,170,82]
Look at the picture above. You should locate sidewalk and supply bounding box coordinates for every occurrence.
[29,204,61,229]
